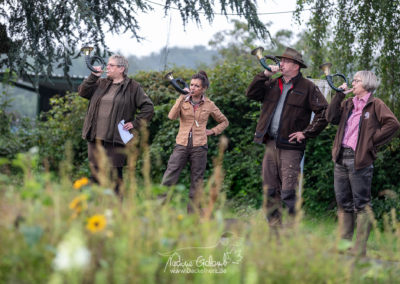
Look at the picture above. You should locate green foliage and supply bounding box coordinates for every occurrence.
[37,93,89,176]
[2,147,400,283]
[207,60,264,208]
[0,89,38,160]
[302,125,337,216]
[296,0,400,117]
[370,139,400,222]
[0,0,268,79]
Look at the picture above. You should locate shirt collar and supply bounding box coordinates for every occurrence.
[185,94,205,103]
[353,92,371,104]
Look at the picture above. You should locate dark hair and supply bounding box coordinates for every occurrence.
[191,70,209,89]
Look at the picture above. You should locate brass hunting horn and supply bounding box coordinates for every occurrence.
[80,46,106,73]
[251,47,280,72]
[320,63,350,92]
[164,71,189,95]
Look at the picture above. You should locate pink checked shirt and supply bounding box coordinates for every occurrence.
[342,93,371,151]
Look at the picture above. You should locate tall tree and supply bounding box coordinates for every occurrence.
[0,0,267,79]
[296,0,400,115]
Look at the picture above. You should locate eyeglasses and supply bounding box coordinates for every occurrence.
[107,63,122,67]
[352,79,362,83]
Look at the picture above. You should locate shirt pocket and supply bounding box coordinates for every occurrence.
[198,109,210,123]
[181,104,193,118]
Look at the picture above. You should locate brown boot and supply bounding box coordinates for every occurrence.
[352,212,371,257]
[338,211,355,240]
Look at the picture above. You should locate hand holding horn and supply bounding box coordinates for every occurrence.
[164,71,189,95]
[81,46,106,73]
[251,47,280,72]
[320,62,350,92]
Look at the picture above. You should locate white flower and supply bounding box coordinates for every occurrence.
[53,227,91,271]
[29,146,39,155]
[104,209,113,224]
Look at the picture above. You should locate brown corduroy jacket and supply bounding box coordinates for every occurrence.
[168,95,229,147]
[246,72,328,150]
[79,74,154,145]
[326,91,400,170]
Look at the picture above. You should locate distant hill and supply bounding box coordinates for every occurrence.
[62,45,219,77]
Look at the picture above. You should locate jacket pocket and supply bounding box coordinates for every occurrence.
[199,109,210,123]
[286,90,307,109]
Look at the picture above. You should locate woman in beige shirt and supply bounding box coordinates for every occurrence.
[162,70,229,213]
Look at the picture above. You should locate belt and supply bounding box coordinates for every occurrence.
[340,146,355,158]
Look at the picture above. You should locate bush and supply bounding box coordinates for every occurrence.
[1,145,400,283]
[37,93,89,177]
[0,91,38,163]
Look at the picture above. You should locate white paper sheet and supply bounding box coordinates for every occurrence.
[118,120,134,144]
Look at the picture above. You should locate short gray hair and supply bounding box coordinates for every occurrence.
[109,54,129,75]
[354,70,379,93]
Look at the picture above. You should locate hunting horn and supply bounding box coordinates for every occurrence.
[81,46,106,73]
[320,62,350,92]
[164,71,189,95]
[251,47,280,72]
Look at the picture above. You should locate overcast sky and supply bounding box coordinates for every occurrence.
[105,0,311,57]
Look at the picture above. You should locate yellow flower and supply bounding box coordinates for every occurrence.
[177,214,184,221]
[73,177,89,190]
[86,214,107,233]
[69,194,88,214]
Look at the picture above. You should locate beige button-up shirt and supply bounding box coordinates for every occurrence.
[168,95,229,146]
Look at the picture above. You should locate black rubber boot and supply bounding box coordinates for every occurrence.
[338,211,355,240]
[352,211,371,257]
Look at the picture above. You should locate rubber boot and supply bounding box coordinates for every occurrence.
[280,189,297,229]
[265,188,282,227]
[338,211,355,240]
[352,212,371,257]
[281,189,296,216]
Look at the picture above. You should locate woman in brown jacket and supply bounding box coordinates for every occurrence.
[326,70,400,257]
[78,54,154,196]
[162,71,229,213]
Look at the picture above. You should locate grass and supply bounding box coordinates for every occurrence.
[1,139,400,283]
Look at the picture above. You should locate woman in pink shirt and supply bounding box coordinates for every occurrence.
[326,70,400,257]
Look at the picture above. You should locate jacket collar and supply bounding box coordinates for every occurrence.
[284,71,302,85]
[272,72,303,87]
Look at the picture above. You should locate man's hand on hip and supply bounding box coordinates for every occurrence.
[288,132,305,143]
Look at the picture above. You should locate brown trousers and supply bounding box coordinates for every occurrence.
[334,147,373,213]
[262,139,303,223]
[88,140,126,196]
[162,137,208,213]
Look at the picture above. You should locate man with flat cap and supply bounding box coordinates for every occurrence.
[246,47,328,226]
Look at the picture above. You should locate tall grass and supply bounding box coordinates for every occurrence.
[1,134,400,283]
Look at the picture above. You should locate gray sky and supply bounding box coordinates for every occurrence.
[105,0,310,57]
